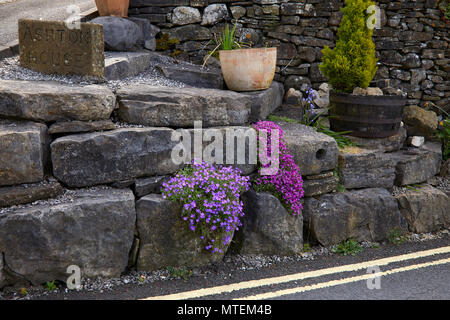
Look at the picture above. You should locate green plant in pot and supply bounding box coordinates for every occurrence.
[320,0,406,138]
[204,24,277,92]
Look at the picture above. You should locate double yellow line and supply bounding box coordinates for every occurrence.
[141,246,450,300]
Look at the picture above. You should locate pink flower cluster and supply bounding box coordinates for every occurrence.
[162,161,250,253]
[252,121,304,215]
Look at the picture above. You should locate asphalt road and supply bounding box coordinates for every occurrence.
[0,0,95,46]
[32,235,450,301]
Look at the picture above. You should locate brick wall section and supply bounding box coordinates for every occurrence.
[129,0,449,111]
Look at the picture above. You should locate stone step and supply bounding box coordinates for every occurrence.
[117,84,252,128]
[392,143,442,186]
[338,147,397,189]
[0,120,49,186]
[51,128,180,188]
[116,82,284,128]
[343,126,407,153]
[0,80,116,123]
[105,51,152,80]
[51,125,260,188]
[395,184,450,234]
[0,188,135,286]
[338,142,442,189]
[277,122,339,176]
[303,188,407,247]
[155,63,224,90]
[231,190,303,256]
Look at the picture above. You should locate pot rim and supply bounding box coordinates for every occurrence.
[219,47,277,54]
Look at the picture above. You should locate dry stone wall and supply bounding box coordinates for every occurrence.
[128,0,449,112]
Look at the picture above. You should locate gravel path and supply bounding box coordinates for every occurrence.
[0,55,186,90]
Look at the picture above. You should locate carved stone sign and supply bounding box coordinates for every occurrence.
[19,19,105,77]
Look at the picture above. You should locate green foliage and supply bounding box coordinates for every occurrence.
[332,239,363,256]
[320,0,378,92]
[437,118,450,161]
[45,280,57,291]
[334,169,347,193]
[267,115,300,123]
[156,33,180,51]
[439,0,450,19]
[302,243,312,253]
[387,228,408,245]
[166,266,193,280]
[218,23,240,51]
[203,23,242,68]
[405,183,424,192]
[313,118,357,148]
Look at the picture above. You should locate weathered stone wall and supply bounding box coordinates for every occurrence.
[128,0,449,111]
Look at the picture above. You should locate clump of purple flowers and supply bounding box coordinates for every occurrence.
[162,160,250,254]
[252,121,304,216]
[302,87,317,125]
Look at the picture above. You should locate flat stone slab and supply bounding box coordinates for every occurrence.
[0,120,49,186]
[48,120,116,135]
[51,128,180,188]
[231,190,303,256]
[344,126,407,152]
[0,178,63,208]
[156,63,224,89]
[303,174,339,197]
[338,147,397,189]
[303,188,407,247]
[242,82,284,122]
[396,184,450,233]
[133,175,170,198]
[0,80,116,122]
[18,19,104,77]
[117,84,252,128]
[277,123,339,176]
[105,51,152,80]
[136,194,231,271]
[392,144,442,186]
[0,188,135,286]
[175,126,258,175]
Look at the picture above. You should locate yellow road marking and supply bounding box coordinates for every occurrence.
[141,246,450,300]
[238,257,450,300]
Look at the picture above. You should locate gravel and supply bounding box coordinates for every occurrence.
[391,176,450,196]
[0,54,186,91]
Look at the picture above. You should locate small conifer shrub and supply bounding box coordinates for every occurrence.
[320,0,378,93]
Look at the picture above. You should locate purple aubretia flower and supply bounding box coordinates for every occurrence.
[162,160,250,254]
[252,121,305,216]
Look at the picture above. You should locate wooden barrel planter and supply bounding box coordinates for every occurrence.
[329,93,407,138]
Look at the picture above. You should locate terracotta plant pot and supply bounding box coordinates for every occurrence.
[219,47,277,92]
[95,0,129,17]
